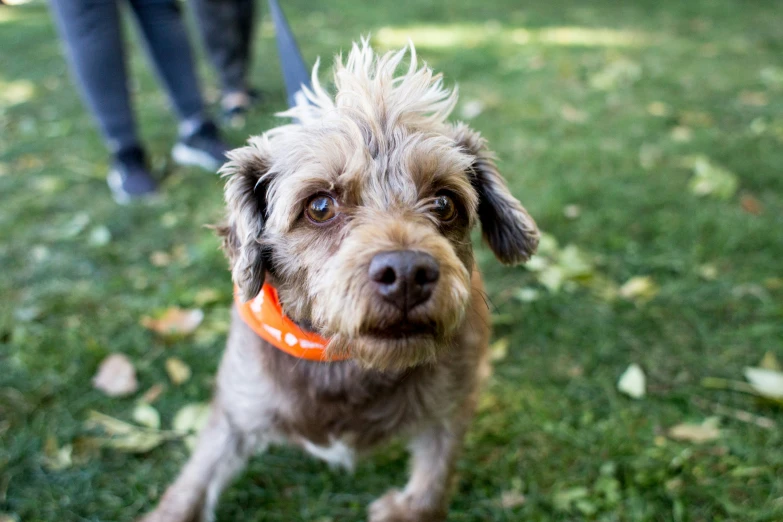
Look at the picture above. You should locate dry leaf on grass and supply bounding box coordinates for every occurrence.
[617,363,646,399]
[42,434,72,471]
[173,403,211,451]
[740,194,763,215]
[619,276,659,303]
[500,490,527,508]
[165,357,192,385]
[92,353,138,397]
[668,417,721,443]
[744,367,783,400]
[132,403,161,430]
[141,308,204,336]
[687,156,738,199]
[140,383,165,404]
[526,234,595,293]
[85,411,177,454]
[150,251,172,267]
[490,338,509,362]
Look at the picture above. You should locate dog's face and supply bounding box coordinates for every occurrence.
[220,42,539,371]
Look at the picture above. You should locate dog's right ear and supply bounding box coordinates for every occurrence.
[218,139,273,302]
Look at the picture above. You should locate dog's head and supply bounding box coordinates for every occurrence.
[219,40,538,371]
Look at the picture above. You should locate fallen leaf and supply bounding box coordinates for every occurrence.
[88,226,112,247]
[696,263,718,280]
[670,126,693,142]
[173,403,211,452]
[668,417,721,443]
[173,403,211,434]
[647,101,670,117]
[500,490,527,508]
[85,411,176,454]
[740,194,763,215]
[150,251,172,267]
[688,157,739,199]
[526,235,596,294]
[92,353,138,397]
[619,276,659,303]
[617,363,646,399]
[490,338,509,362]
[85,411,136,436]
[141,308,204,336]
[563,204,581,219]
[553,486,590,512]
[140,383,165,404]
[132,403,161,430]
[514,287,540,303]
[42,434,73,471]
[103,430,169,453]
[744,367,783,400]
[165,357,192,385]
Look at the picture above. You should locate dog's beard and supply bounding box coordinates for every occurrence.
[322,285,470,371]
[326,331,443,371]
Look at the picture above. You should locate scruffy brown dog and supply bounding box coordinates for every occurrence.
[143,40,539,522]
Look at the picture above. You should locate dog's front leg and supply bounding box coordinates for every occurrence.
[141,403,255,522]
[369,420,465,522]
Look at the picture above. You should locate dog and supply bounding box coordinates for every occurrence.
[142,39,539,522]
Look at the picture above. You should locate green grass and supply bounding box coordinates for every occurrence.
[2,0,782,520]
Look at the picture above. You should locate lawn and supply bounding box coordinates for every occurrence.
[1,0,782,520]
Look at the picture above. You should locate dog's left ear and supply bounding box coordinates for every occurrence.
[217,139,273,302]
[451,123,540,265]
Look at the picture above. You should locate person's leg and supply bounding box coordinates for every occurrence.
[191,0,256,97]
[49,0,157,202]
[126,0,205,122]
[49,0,139,154]
[127,0,229,170]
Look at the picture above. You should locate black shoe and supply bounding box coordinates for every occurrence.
[107,146,157,204]
[172,120,229,172]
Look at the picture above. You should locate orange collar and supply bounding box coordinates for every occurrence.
[236,283,346,362]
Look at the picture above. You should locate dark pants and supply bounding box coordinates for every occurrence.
[191,0,256,95]
[50,0,206,153]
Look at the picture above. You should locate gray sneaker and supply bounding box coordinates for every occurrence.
[172,121,229,172]
[107,146,157,204]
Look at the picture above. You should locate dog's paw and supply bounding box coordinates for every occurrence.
[368,489,446,522]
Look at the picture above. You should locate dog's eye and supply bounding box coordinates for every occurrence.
[305,194,338,223]
[432,194,457,222]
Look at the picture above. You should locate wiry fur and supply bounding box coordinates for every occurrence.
[142,39,538,522]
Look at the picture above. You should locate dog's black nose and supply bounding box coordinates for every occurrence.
[369,250,440,311]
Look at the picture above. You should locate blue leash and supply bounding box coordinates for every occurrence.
[267,0,312,110]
